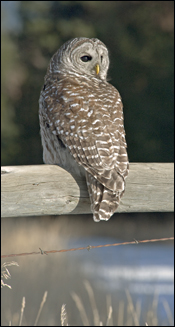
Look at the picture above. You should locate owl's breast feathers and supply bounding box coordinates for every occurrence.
[40,75,129,193]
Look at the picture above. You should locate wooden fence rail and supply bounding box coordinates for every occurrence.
[1,163,174,218]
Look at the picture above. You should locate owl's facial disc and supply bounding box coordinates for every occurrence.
[69,41,109,80]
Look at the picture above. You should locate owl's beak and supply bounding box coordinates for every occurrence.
[95,64,100,75]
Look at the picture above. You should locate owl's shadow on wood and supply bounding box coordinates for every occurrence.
[67,171,91,216]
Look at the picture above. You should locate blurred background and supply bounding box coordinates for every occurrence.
[1,1,174,326]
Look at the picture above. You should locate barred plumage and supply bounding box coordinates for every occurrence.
[39,37,129,221]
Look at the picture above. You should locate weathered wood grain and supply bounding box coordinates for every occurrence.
[1,163,174,218]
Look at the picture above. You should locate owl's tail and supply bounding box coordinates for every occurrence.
[86,172,124,222]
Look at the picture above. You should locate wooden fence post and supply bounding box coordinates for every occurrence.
[1,163,174,218]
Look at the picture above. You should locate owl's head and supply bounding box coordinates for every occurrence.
[48,37,109,81]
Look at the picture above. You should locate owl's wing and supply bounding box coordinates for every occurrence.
[41,76,128,192]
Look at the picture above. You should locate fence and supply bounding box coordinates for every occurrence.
[1,163,174,218]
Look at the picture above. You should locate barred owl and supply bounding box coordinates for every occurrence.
[39,37,129,222]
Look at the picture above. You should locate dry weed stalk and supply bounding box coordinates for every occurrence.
[1,261,19,289]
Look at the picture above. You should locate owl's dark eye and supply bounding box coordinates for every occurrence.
[101,56,103,62]
[80,55,92,62]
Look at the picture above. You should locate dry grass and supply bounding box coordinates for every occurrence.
[1,259,173,326]
[1,261,19,289]
[69,280,173,326]
[61,304,69,326]
[34,291,48,326]
[2,277,173,326]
